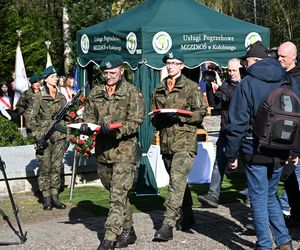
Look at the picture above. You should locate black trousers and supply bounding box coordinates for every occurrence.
[284,171,300,219]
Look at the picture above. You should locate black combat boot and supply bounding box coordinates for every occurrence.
[115,226,137,248]
[97,239,115,250]
[52,195,66,209]
[153,224,173,241]
[178,185,195,231]
[43,196,52,210]
[180,206,195,231]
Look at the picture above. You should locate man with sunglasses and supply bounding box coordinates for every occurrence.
[151,50,206,241]
[79,54,145,250]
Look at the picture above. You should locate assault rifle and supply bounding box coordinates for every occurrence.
[36,89,83,155]
[0,156,27,245]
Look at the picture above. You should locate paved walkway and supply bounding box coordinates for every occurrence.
[0,202,299,250]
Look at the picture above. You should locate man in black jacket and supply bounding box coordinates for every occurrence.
[277,41,300,227]
[225,41,297,249]
[198,58,242,208]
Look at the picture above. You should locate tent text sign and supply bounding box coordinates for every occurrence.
[77,0,269,69]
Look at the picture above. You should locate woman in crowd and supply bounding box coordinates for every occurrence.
[0,80,20,125]
[58,74,76,102]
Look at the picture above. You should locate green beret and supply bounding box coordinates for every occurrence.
[100,54,123,70]
[163,50,184,63]
[42,66,56,79]
[29,74,42,84]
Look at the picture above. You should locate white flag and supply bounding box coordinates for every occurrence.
[46,51,53,68]
[14,41,28,107]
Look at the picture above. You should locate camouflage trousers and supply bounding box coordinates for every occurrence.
[162,151,195,227]
[97,161,136,241]
[36,139,67,198]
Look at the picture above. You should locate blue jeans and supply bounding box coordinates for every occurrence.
[278,163,300,215]
[245,163,291,250]
[278,190,290,214]
[207,134,227,200]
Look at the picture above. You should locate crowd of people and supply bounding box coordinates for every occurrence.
[0,70,77,128]
[1,39,300,250]
[78,43,300,250]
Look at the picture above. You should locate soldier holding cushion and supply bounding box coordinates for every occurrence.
[79,54,145,250]
[151,50,206,241]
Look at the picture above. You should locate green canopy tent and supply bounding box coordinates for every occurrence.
[76,0,270,195]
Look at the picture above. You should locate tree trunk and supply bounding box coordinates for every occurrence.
[62,5,72,74]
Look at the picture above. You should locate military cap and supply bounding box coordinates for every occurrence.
[29,74,42,84]
[163,50,184,63]
[100,54,124,70]
[240,41,269,59]
[42,66,56,79]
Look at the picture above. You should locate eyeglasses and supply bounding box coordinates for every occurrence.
[102,71,120,77]
[166,62,183,67]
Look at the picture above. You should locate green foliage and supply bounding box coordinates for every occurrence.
[0,0,65,80]
[0,117,34,146]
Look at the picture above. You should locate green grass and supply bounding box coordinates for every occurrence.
[59,171,249,216]
[0,171,285,223]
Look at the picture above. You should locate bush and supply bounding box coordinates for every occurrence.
[0,117,35,146]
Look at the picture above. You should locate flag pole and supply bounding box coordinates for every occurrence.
[16,29,22,41]
[15,29,28,136]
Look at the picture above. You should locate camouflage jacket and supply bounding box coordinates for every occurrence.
[16,88,41,115]
[83,79,145,164]
[25,87,67,141]
[151,74,206,154]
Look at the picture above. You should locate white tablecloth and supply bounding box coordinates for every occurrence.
[187,142,215,184]
[147,142,215,187]
[147,145,169,188]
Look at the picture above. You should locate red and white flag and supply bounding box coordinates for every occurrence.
[14,41,28,107]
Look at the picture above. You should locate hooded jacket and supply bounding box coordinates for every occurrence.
[225,57,299,164]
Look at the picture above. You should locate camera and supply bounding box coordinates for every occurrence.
[203,70,217,82]
[202,64,223,83]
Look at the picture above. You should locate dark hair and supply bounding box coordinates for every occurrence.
[0,81,14,98]
[44,84,50,95]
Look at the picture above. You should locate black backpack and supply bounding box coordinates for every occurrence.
[253,77,300,150]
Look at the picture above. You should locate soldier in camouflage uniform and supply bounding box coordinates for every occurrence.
[151,50,206,241]
[25,66,68,211]
[79,54,145,250]
[16,74,42,133]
